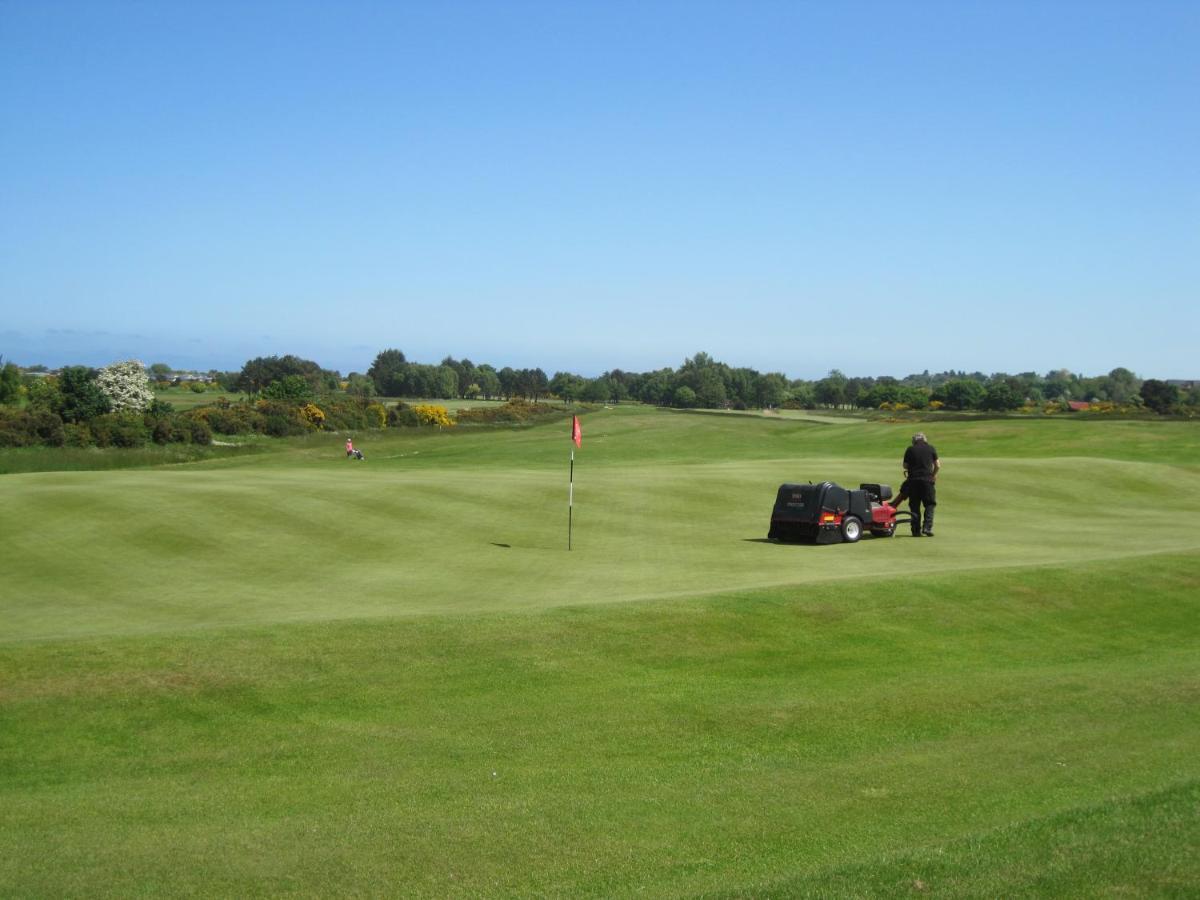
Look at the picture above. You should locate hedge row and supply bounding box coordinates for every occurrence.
[0,398,575,448]
[0,408,212,448]
[454,399,574,426]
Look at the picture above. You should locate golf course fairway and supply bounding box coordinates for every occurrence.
[2,407,1198,896]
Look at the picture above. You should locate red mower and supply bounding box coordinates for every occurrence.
[767,481,912,544]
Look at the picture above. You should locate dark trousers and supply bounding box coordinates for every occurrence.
[907,480,936,534]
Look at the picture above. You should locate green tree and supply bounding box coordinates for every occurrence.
[58,366,111,423]
[581,378,612,403]
[900,386,930,409]
[1140,379,1179,414]
[262,375,313,401]
[755,372,789,408]
[26,376,62,413]
[367,349,408,396]
[345,373,376,402]
[860,380,902,408]
[434,365,459,399]
[441,357,477,398]
[981,380,1022,411]
[604,369,633,403]
[237,355,328,395]
[936,378,985,410]
[672,385,698,407]
[515,368,549,402]
[475,365,501,400]
[694,368,727,408]
[1042,369,1076,401]
[0,359,20,404]
[633,369,675,406]
[498,367,517,399]
[788,380,816,408]
[815,370,848,408]
[1104,367,1141,404]
[550,372,587,404]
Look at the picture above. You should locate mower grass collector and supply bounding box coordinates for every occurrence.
[767,481,912,544]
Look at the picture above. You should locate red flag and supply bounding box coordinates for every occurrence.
[571,415,582,448]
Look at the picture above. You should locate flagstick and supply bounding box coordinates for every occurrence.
[568,448,574,551]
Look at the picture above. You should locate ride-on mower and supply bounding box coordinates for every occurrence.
[767,481,912,544]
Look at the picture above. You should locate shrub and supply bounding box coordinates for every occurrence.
[32,410,65,446]
[454,399,573,427]
[387,403,420,428]
[366,402,387,428]
[63,422,93,447]
[0,409,67,447]
[320,399,372,431]
[201,404,263,435]
[0,410,31,446]
[89,411,149,448]
[300,403,326,429]
[412,404,454,427]
[152,417,182,444]
[261,375,313,401]
[186,415,213,445]
[264,414,304,437]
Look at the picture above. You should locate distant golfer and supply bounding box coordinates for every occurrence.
[902,432,940,537]
[346,437,355,458]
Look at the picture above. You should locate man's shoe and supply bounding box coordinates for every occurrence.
[911,531,922,537]
[922,529,934,537]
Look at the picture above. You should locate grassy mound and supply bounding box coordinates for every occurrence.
[2,408,1198,895]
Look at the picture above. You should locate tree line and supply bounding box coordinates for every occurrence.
[349,350,1195,414]
[2,351,1197,428]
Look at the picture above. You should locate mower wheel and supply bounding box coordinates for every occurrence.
[871,526,895,538]
[841,516,863,543]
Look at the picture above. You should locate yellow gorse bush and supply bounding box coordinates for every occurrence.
[300,403,326,427]
[412,404,454,427]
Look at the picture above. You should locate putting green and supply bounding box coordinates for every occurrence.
[3,410,1198,641]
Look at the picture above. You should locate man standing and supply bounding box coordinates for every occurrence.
[902,432,940,537]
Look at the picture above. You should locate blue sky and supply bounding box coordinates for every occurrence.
[1,1,1196,378]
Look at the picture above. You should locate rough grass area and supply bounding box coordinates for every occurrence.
[2,408,1198,896]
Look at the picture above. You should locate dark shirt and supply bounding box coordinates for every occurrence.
[903,442,939,481]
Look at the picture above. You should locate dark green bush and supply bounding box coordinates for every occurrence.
[90,411,149,448]
[322,399,375,431]
[200,404,263,435]
[454,400,571,426]
[62,423,93,447]
[186,415,212,445]
[0,408,66,447]
[151,417,180,444]
[256,400,309,436]
[387,403,420,427]
[0,409,33,446]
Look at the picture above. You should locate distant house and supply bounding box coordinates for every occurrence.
[1067,401,1091,411]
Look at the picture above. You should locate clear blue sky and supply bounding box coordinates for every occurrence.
[1,0,1196,379]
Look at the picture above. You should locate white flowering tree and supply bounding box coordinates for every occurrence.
[97,360,155,412]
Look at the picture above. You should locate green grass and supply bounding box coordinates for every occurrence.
[154,388,230,410]
[2,408,1198,896]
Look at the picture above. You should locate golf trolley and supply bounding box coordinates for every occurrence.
[767,481,914,545]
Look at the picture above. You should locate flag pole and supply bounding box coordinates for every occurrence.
[569,414,581,551]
